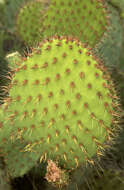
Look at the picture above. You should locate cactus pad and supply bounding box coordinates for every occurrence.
[4,0,31,32]
[0,36,119,177]
[0,139,41,178]
[16,0,47,46]
[42,0,110,47]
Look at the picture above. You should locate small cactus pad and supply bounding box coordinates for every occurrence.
[16,0,46,46]
[0,139,41,178]
[1,36,119,177]
[42,0,110,47]
[4,0,31,32]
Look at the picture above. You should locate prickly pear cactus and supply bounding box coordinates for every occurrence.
[0,36,119,178]
[16,0,47,46]
[42,0,110,47]
[0,103,42,177]
[4,0,31,32]
[4,0,50,33]
[0,139,42,178]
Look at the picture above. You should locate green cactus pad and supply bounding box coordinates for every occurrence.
[42,0,110,47]
[0,139,41,178]
[16,0,47,46]
[4,0,50,32]
[4,0,31,32]
[1,36,119,177]
[0,104,40,178]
